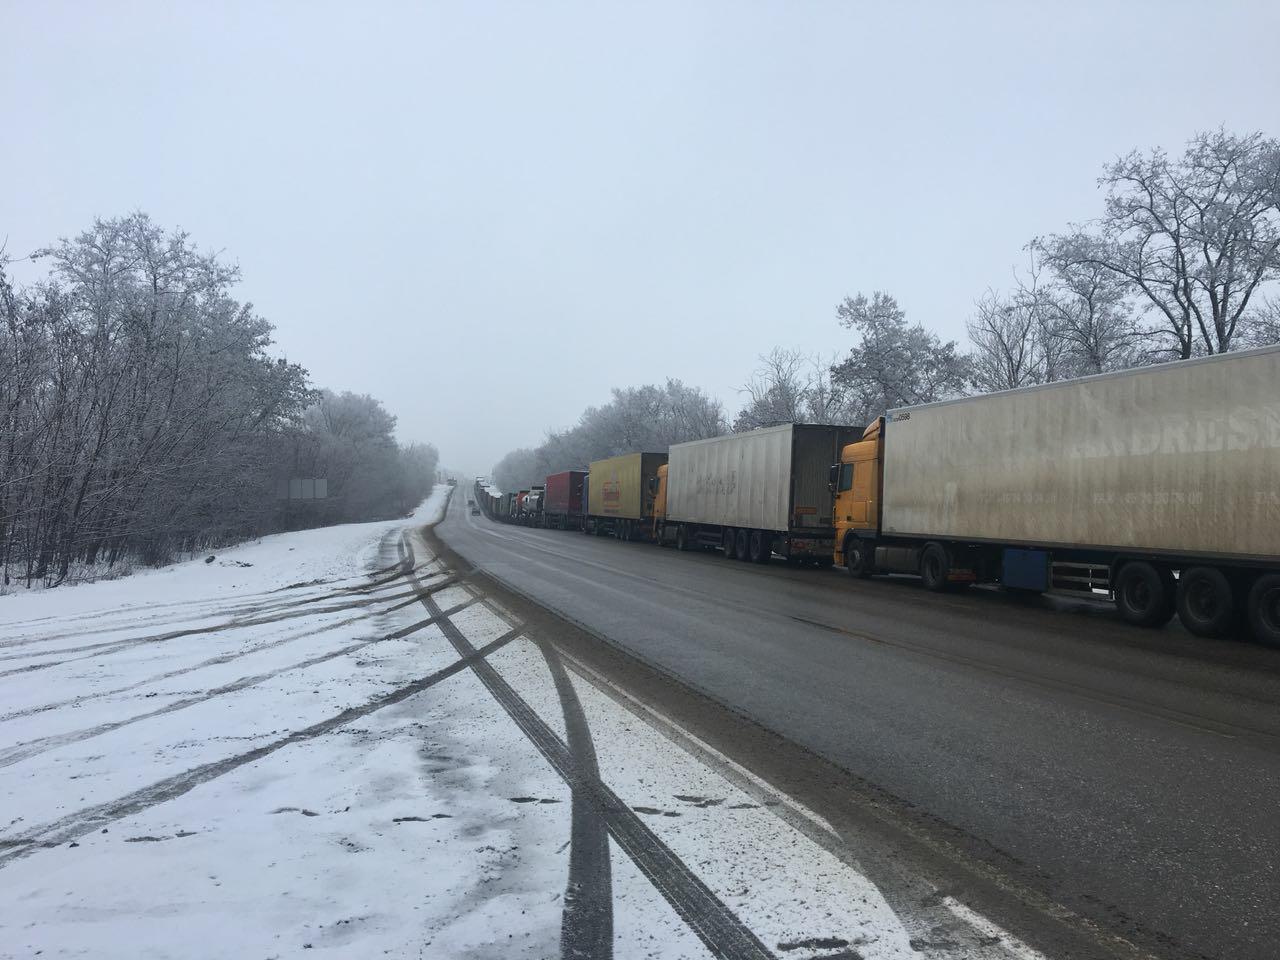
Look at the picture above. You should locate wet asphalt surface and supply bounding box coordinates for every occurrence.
[440,499,1280,960]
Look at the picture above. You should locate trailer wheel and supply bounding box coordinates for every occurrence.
[1176,566,1237,638]
[920,543,950,592]
[749,530,770,564]
[734,528,750,561]
[1114,562,1175,628]
[722,529,736,559]
[1247,574,1280,647]
[844,535,873,579]
[675,525,690,552]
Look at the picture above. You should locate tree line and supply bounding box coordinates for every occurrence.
[496,128,1280,491]
[1,214,437,589]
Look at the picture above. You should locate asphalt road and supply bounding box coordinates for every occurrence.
[438,495,1280,960]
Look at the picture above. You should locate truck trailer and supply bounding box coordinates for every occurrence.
[832,345,1280,643]
[584,452,667,540]
[654,423,862,563]
[542,470,587,530]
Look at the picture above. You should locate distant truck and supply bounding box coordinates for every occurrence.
[519,484,545,526]
[584,452,667,540]
[833,345,1280,643]
[543,470,587,530]
[653,423,861,563]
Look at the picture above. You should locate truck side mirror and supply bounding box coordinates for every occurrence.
[647,477,658,494]
[828,464,840,485]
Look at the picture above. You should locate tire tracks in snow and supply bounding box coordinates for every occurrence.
[403,537,775,960]
[533,635,614,960]
[0,576,464,678]
[0,560,444,652]
[0,606,379,725]
[0,598,482,771]
[0,621,525,865]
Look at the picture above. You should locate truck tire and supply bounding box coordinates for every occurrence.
[749,530,770,564]
[722,529,736,559]
[1114,562,1175,628]
[1247,574,1280,647]
[920,543,950,592]
[1176,566,1237,638]
[844,535,873,579]
[675,524,690,552]
[734,528,750,561]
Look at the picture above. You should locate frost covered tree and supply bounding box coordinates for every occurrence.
[830,292,970,419]
[1042,130,1280,358]
[734,348,863,430]
[492,380,726,491]
[966,251,1139,391]
[0,215,435,587]
[293,391,437,523]
[1240,297,1280,348]
[967,286,1048,392]
[1034,246,1144,374]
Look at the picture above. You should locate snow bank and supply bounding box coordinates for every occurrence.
[0,485,453,625]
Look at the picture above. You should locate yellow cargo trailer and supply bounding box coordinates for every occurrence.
[584,452,667,541]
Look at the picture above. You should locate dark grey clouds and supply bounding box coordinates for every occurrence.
[4,1,1277,475]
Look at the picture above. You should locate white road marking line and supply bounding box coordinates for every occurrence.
[943,895,1050,960]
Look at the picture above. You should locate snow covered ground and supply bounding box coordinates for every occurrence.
[0,485,1048,959]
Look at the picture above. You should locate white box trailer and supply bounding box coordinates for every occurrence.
[833,345,1280,642]
[659,423,861,562]
[881,346,1280,560]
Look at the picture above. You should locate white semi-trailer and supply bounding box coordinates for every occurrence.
[653,423,862,563]
[833,345,1280,643]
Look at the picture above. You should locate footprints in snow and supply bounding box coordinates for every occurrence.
[630,795,763,818]
[123,831,198,842]
[271,806,320,817]
[392,814,453,822]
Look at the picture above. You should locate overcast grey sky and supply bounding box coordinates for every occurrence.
[4,1,1278,476]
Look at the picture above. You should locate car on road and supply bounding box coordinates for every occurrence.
[470,505,480,516]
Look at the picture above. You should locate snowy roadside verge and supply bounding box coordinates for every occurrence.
[0,485,454,621]
[0,483,576,959]
[1,486,1050,959]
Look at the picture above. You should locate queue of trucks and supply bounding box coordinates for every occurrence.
[473,344,1280,646]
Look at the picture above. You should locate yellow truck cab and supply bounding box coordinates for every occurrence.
[650,463,669,541]
[832,417,883,576]
[832,415,981,585]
